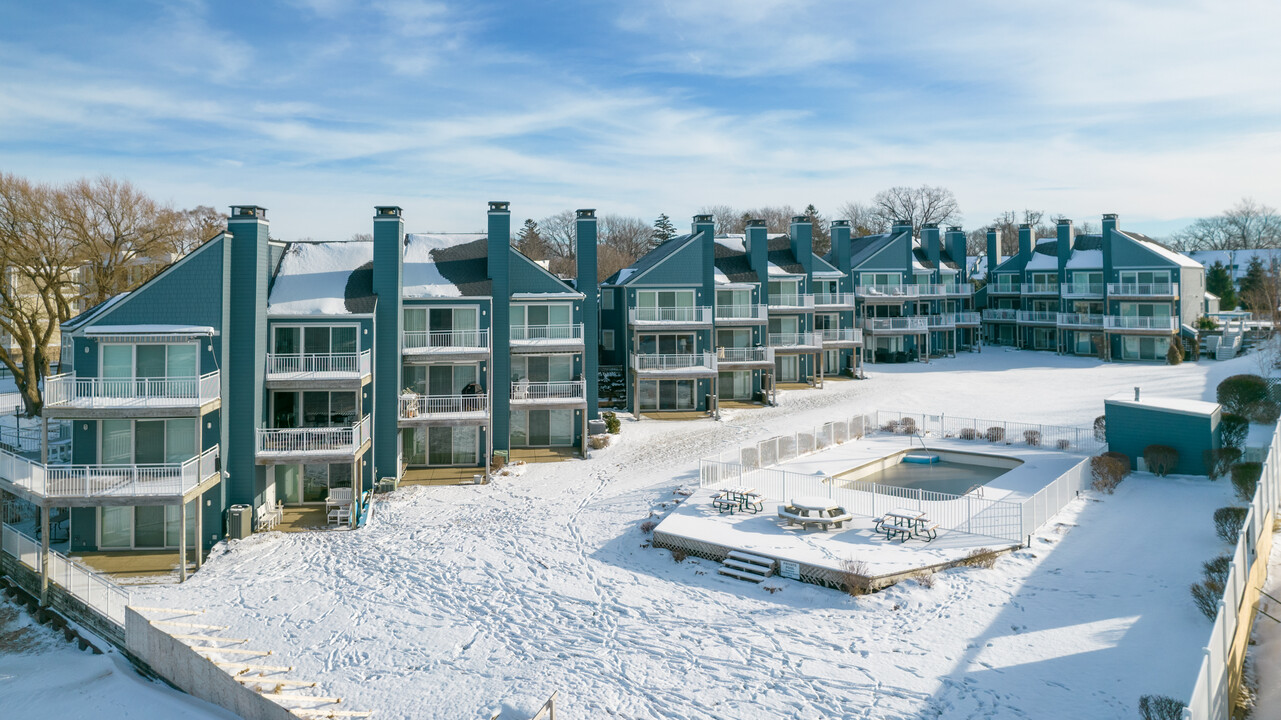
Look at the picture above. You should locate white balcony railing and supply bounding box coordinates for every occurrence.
[511,380,586,402]
[714,304,767,322]
[819,328,863,344]
[0,446,219,500]
[403,329,489,352]
[927,314,957,328]
[1107,283,1177,297]
[256,416,372,456]
[628,306,713,324]
[1103,315,1178,331]
[399,394,488,419]
[955,312,982,325]
[981,309,1019,322]
[715,346,774,363]
[509,324,584,342]
[1061,282,1105,297]
[44,372,221,408]
[632,352,716,372]
[767,295,815,310]
[941,283,973,296]
[266,350,371,376]
[813,292,855,307]
[856,285,918,299]
[987,283,1021,295]
[1022,283,1060,295]
[860,317,928,332]
[768,332,822,347]
[1057,313,1105,328]
[1017,311,1059,324]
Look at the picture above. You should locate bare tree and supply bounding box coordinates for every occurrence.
[1241,260,1281,332]
[1171,198,1281,251]
[837,201,887,236]
[537,210,577,272]
[738,205,797,234]
[697,205,738,234]
[600,214,651,266]
[871,186,961,235]
[349,232,373,243]
[176,205,227,253]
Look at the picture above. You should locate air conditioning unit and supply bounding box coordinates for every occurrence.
[228,504,253,540]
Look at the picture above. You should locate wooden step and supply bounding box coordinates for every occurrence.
[717,567,767,583]
[722,558,773,575]
[726,550,775,568]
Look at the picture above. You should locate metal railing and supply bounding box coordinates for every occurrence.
[927,314,956,328]
[1056,313,1104,328]
[861,317,928,332]
[987,282,1021,294]
[768,332,822,347]
[819,328,863,344]
[955,312,982,325]
[511,380,586,401]
[1016,310,1059,324]
[1103,315,1177,331]
[1061,282,1105,297]
[714,304,767,322]
[981,309,1019,322]
[813,292,854,307]
[767,295,815,309]
[716,347,774,363]
[2,523,131,626]
[628,306,712,324]
[1022,283,1060,295]
[44,372,221,406]
[402,329,490,351]
[632,352,716,372]
[0,445,218,500]
[509,324,584,342]
[855,284,918,298]
[255,416,371,455]
[266,349,370,376]
[941,283,973,296]
[399,394,487,418]
[1107,282,1176,297]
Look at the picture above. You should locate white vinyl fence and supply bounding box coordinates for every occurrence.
[706,414,873,467]
[1,523,131,626]
[874,410,1104,455]
[1184,422,1281,720]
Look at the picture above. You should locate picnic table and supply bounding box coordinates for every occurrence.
[778,497,853,531]
[712,487,763,514]
[789,496,843,518]
[875,507,939,542]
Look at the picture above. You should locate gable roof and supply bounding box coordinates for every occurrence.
[1118,231,1202,269]
[712,235,759,284]
[403,234,490,298]
[267,240,375,315]
[603,233,698,286]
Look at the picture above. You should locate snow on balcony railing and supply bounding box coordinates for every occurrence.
[0,445,218,500]
[819,328,863,344]
[628,306,712,324]
[981,309,1019,321]
[399,394,487,418]
[855,284,918,298]
[1022,283,1060,294]
[1061,282,1105,296]
[403,329,490,352]
[955,312,981,324]
[632,352,716,372]
[768,332,822,347]
[767,295,815,309]
[266,350,370,376]
[511,380,585,401]
[255,416,371,455]
[987,282,1021,294]
[812,292,854,307]
[1103,315,1177,331]
[1106,282,1176,297]
[860,317,927,332]
[714,304,767,321]
[44,372,221,407]
[1016,311,1059,324]
[1057,313,1104,327]
[509,324,584,342]
[715,346,774,363]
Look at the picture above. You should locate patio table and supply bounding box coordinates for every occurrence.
[879,508,930,541]
[790,497,843,518]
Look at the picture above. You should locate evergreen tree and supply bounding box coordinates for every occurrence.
[1239,256,1265,308]
[515,218,550,259]
[804,203,831,256]
[1206,260,1237,309]
[651,213,677,246]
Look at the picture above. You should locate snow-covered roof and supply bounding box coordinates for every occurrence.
[1105,392,1219,418]
[1186,249,1281,279]
[1122,232,1201,269]
[511,291,583,300]
[403,234,485,298]
[85,325,215,337]
[715,235,746,253]
[1024,252,1058,271]
[812,269,843,279]
[768,262,801,276]
[1066,249,1103,269]
[268,241,373,316]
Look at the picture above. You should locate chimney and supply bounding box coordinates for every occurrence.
[225,205,270,507]
[986,228,1002,284]
[789,215,813,277]
[1056,218,1073,280]
[746,219,769,305]
[945,226,966,271]
[892,219,913,273]
[1018,223,1033,261]
[922,223,941,275]
[576,209,599,420]
[692,214,715,311]
[831,220,852,290]
[1102,213,1118,276]
[373,206,404,484]
[488,201,512,454]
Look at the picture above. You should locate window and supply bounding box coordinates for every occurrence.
[638,380,696,410]
[99,504,196,550]
[716,288,751,308]
[273,325,358,355]
[636,289,694,309]
[100,418,197,464]
[511,303,573,339]
[100,343,197,379]
[402,364,478,397]
[602,330,614,351]
[404,306,479,333]
[271,391,359,428]
[403,426,478,465]
[601,290,614,310]
[859,272,900,287]
[511,354,573,383]
[512,409,574,446]
[768,280,800,300]
[637,333,695,355]
[716,328,752,348]
[1120,270,1170,286]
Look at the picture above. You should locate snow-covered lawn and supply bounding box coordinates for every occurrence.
[116,350,1253,718]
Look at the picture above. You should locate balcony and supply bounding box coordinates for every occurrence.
[1057,313,1104,329]
[0,446,219,505]
[265,350,371,388]
[1022,283,1060,296]
[1103,316,1178,333]
[768,332,823,350]
[941,283,973,298]
[955,312,982,326]
[509,324,584,352]
[1016,311,1059,325]
[628,306,713,326]
[1107,283,1177,299]
[399,394,488,425]
[403,329,490,356]
[813,292,855,309]
[255,417,372,464]
[818,328,863,346]
[714,304,768,325]
[43,372,221,416]
[631,352,717,375]
[1061,282,1105,298]
[860,317,927,333]
[715,346,774,366]
[987,283,1021,296]
[856,285,918,302]
[767,295,815,312]
[981,309,1019,322]
[511,380,586,406]
[927,314,956,329]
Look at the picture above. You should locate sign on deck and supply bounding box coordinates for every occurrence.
[779,560,800,580]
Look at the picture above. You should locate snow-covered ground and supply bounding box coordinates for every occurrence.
[100,350,1252,719]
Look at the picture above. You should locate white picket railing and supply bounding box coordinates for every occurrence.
[1062,282,1105,297]
[255,416,371,455]
[1057,313,1105,328]
[705,413,873,468]
[716,347,773,364]
[0,446,218,499]
[266,350,370,375]
[1017,311,1059,324]
[511,380,586,401]
[402,329,490,351]
[1,523,131,627]
[987,282,1022,294]
[981,309,1019,322]
[629,307,712,324]
[927,314,957,328]
[1022,283,1060,295]
[714,304,767,322]
[955,312,982,325]
[632,353,716,372]
[509,324,584,342]
[819,328,863,344]
[399,394,488,418]
[856,284,918,298]
[861,317,928,332]
[813,292,855,307]
[44,372,221,406]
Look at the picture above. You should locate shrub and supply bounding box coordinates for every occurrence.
[1203,554,1231,587]
[640,520,657,534]
[602,411,621,434]
[1056,439,1071,450]
[915,572,935,589]
[882,419,900,433]
[985,426,1005,443]
[1196,315,1219,331]
[1190,578,1223,619]
[1093,415,1106,442]
[899,417,917,435]
[1231,462,1263,502]
[958,547,1000,568]
[1203,447,1242,480]
[1220,413,1249,450]
[1217,374,1268,415]
[1213,507,1249,543]
[670,548,687,563]
[1102,451,1132,476]
[588,435,610,450]
[1166,342,1184,365]
[1138,695,1186,720]
[1143,444,1178,476]
[840,558,870,597]
[1248,398,1281,424]
[1022,429,1041,446]
[958,427,977,440]
[1091,455,1127,494]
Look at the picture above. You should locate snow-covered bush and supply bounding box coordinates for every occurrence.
[1232,462,1262,501]
[640,520,657,534]
[1090,455,1127,494]
[958,427,976,440]
[899,417,917,435]
[1056,439,1071,450]
[1143,445,1178,476]
[602,411,621,434]
[984,426,1005,443]
[1093,414,1106,442]
[1203,447,1242,480]
[1138,694,1186,720]
[1189,555,1232,620]
[1022,430,1041,446]
[958,547,1000,568]
[1212,507,1248,544]
[882,419,900,433]
[589,435,610,450]
[670,548,687,563]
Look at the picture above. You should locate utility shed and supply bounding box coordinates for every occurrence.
[1105,391,1221,475]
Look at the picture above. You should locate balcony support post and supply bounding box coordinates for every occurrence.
[40,415,48,465]
[179,499,187,583]
[195,493,203,569]
[39,503,49,606]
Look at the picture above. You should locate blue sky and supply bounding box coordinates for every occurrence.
[1,0,1278,240]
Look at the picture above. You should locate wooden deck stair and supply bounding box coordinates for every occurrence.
[717,550,776,583]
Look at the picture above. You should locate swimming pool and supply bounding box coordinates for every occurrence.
[835,450,1018,496]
